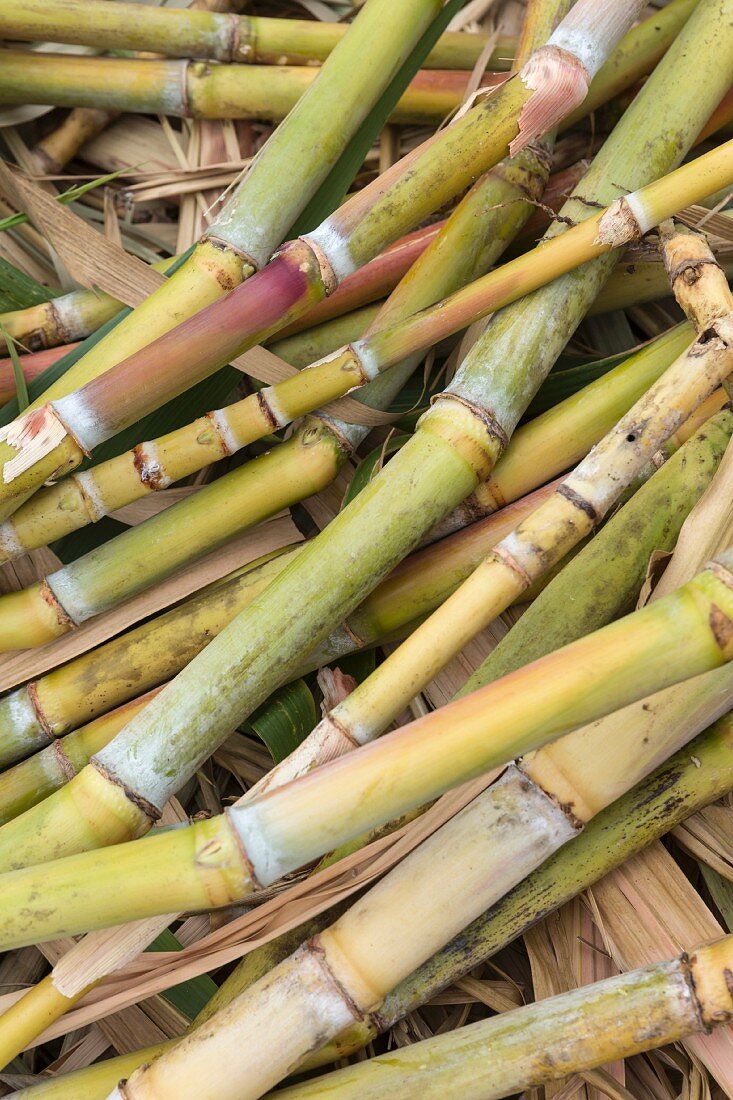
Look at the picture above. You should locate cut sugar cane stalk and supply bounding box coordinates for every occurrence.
[0,316,697,570]
[0,6,564,563]
[0,220,438,354]
[12,714,733,1099]
[1,0,726,888]
[3,354,718,774]
[0,147,728,653]
[0,0,696,127]
[0,0,570,746]
[0,0,514,70]
[7,138,728,515]
[0,0,444,520]
[0,0,649,519]
[92,635,733,1098]
[269,939,733,1100]
[0,54,502,128]
[0,483,554,774]
[0,327,698,749]
[0,549,733,941]
[241,223,733,774]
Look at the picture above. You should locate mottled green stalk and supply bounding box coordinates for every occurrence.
[274,941,733,1100]
[466,411,733,688]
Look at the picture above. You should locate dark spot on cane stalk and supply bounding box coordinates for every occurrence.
[709,603,733,652]
[132,445,166,490]
[724,968,733,1000]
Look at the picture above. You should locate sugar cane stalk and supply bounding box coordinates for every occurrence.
[0,0,570,649]
[269,939,733,1100]
[0,53,502,127]
[1,413,717,1064]
[0,0,649,520]
[297,220,733,753]
[0,0,514,70]
[100,642,733,1099]
[0,221,438,354]
[0,0,444,519]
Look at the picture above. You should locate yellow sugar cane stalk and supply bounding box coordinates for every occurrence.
[0,0,445,521]
[268,940,733,1100]
[0,550,733,943]
[235,224,733,780]
[0,53,508,128]
[11,714,733,1100]
[30,108,118,174]
[0,0,514,70]
[0,0,726,895]
[1,147,728,594]
[0,0,649,522]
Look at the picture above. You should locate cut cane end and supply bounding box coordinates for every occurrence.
[511,46,589,157]
[0,405,70,485]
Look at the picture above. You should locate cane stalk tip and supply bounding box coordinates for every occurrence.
[511,45,589,157]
